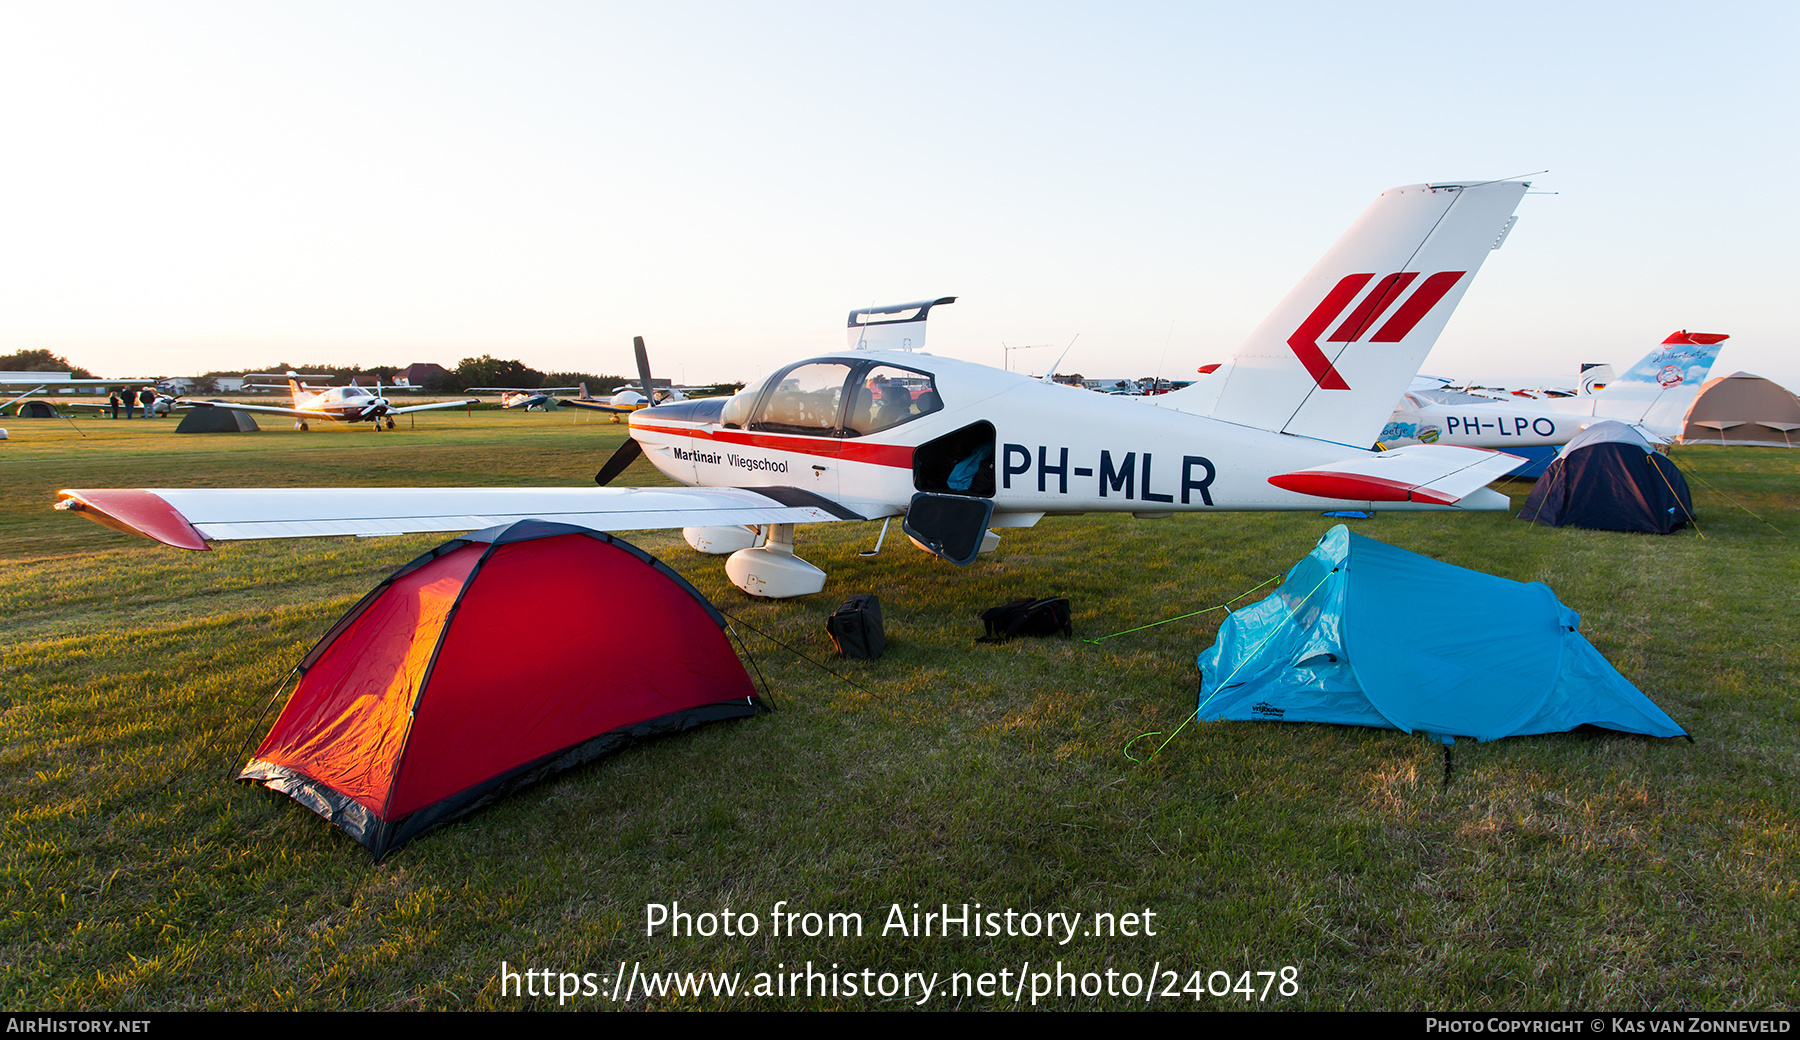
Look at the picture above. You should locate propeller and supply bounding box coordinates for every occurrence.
[595,335,655,485]
[594,438,642,486]
[360,377,398,420]
[634,335,656,405]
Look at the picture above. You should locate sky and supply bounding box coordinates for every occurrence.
[3,1,1795,388]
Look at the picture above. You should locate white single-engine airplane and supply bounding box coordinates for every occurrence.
[182,373,480,431]
[59,180,1532,597]
[470,387,582,410]
[1378,331,1728,453]
[555,339,694,417]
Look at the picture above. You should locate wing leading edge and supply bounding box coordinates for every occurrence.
[56,486,867,550]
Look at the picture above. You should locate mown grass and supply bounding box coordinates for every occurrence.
[1,412,1796,1010]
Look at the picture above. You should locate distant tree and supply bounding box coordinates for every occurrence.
[0,348,94,379]
[411,367,456,392]
[543,371,630,392]
[455,355,545,389]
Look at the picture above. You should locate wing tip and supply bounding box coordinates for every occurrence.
[55,489,211,550]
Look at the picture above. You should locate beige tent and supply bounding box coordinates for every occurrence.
[1678,372,1800,447]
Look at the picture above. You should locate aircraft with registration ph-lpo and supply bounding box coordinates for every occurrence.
[58,179,1532,598]
[1379,331,1729,456]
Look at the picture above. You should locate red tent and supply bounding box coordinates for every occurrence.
[239,520,763,860]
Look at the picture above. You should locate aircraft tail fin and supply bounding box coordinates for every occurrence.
[1591,331,1727,429]
[1579,363,1615,394]
[1156,181,1529,447]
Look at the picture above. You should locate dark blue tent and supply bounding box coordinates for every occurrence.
[1195,526,1686,742]
[1518,422,1693,534]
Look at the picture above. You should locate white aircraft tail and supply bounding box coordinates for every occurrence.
[1590,331,1727,431]
[1157,181,1529,447]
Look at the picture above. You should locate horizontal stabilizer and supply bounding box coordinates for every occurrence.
[57,486,866,549]
[1268,445,1522,505]
[847,297,956,351]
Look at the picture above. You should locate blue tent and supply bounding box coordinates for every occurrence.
[1195,526,1687,742]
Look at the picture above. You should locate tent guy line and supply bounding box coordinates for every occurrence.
[1081,572,1284,645]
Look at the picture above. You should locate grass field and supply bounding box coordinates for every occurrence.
[2,410,1796,1010]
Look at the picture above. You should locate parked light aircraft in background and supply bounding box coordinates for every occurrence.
[1378,331,1728,453]
[8,389,177,418]
[556,343,693,418]
[469,387,581,410]
[76,389,178,417]
[60,180,1532,598]
[1,374,166,416]
[181,373,480,431]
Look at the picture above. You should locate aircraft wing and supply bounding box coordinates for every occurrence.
[557,398,633,414]
[53,400,190,410]
[388,398,480,415]
[1267,444,1523,507]
[182,401,337,421]
[55,486,867,550]
[0,376,161,386]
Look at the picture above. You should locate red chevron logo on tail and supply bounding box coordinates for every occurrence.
[1287,271,1466,389]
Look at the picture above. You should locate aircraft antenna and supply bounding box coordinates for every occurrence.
[1455,169,1549,189]
[1041,334,1080,384]
[1152,319,1175,393]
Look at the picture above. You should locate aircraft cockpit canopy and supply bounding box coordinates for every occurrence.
[721,359,942,436]
[718,374,770,429]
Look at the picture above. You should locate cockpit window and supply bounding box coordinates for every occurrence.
[749,362,854,435]
[844,365,942,436]
[719,373,770,429]
[727,359,943,436]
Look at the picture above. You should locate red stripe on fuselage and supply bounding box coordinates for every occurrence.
[632,422,916,469]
